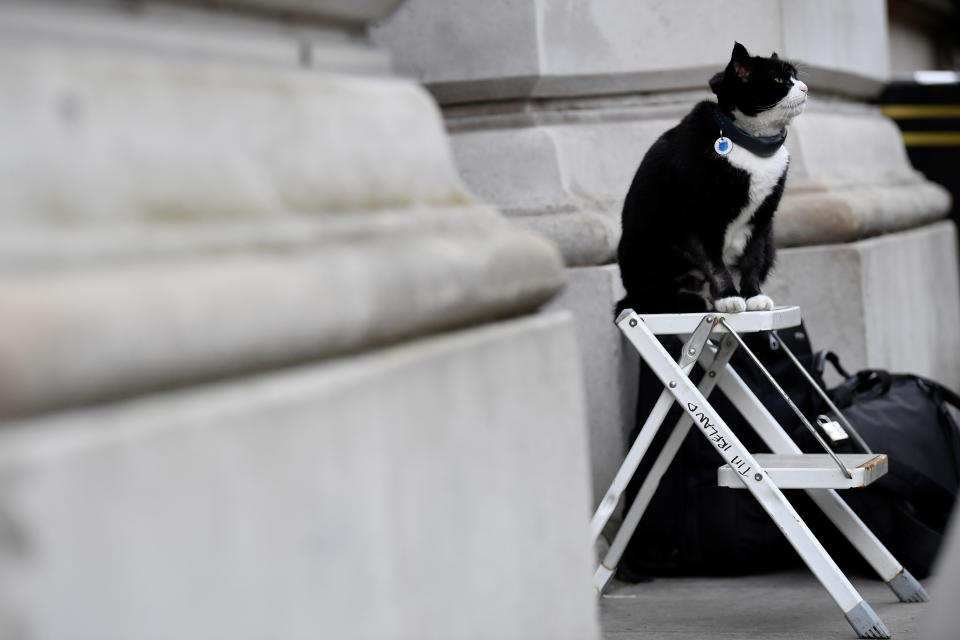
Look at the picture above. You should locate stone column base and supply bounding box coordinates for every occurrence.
[0,312,600,640]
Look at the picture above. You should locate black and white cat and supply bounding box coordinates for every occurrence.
[616,42,807,314]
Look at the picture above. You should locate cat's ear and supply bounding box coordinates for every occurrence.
[731,41,752,81]
[731,42,750,60]
[771,51,780,60]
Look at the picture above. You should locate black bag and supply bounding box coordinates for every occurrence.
[619,332,960,580]
[794,355,960,578]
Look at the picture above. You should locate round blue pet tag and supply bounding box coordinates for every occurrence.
[714,137,733,155]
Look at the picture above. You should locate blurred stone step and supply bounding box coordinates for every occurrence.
[0,311,599,640]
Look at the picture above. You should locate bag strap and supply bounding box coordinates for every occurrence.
[855,370,893,397]
[915,378,960,484]
[829,369,890,400]
[818,351,852,379]
[924,378,960,411]
[819,351,899,395]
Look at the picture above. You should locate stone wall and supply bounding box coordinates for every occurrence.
[373,0,958,507]
[0,2,600,638]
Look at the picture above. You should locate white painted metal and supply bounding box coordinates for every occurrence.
[594,335,739,593]
[887,568,929,602]
[589,387,675,541]
[718,453,888,489]
[616,310,865,613]
[593,563,615,593]
[714,362,909,585]
[771,329,874,454]
[846,601,891,639]
[637,305,801,335]
[718,317,854,480]
[589,315,716,541]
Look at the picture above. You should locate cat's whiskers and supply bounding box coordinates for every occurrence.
[752,99,785,111]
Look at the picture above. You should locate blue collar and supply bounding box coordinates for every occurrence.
[713,107,787,157]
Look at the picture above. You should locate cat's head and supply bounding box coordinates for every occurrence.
[710,42,807,133]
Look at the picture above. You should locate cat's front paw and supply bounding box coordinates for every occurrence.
[714,296,746,313]
[746,294,775,311]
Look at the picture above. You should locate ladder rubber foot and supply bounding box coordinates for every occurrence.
[887,568,929,603]
[845,601,891,639]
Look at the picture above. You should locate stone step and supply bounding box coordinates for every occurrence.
[0,311,600,640]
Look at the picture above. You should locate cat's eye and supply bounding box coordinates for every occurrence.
[774,77,785,84]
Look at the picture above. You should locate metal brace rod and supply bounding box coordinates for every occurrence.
[717,318,853,480]
[769,330,873,454]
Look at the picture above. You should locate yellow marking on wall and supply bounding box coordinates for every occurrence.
[882,105,960,119]
[901,131,960,146]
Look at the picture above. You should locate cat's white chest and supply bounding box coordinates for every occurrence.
[721,145,789,264]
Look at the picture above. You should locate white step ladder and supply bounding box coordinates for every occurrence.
[592,306,929,639]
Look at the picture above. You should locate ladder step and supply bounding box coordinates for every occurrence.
[635,306,802,335]
[718,453,888,489]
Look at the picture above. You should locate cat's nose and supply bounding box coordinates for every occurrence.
[797,81,808,93]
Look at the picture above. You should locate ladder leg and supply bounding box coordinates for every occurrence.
[590,315,716,541]
[618,312,890,639]
[595,335,739,592]
[590,387,676,541]
[715,361,929,603]
[808,491,929,603]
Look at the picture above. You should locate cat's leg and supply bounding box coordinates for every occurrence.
[670,271,712,312]
[738,221,776,311]
[689,241,745,313]
[738,184,783,311]
[709,268,746,313]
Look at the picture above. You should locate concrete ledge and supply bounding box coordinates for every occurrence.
[544,265,637,507]
[776,181,951,247]
[0,21,572,420]
[0,311,599,640]
[0,2,395,74]
[0,223,564,419]
[0,205,509,271]
[373,0,888,104]
[510,212,618,267]
[775,106,953,246]
[438,96,950,266]
[227,0,404,23]
[398,63,889,105]
[0,33,471,224]
[765,220,960,389]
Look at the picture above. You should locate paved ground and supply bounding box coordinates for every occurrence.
[599,568,936,639]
